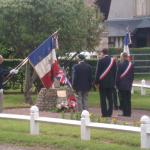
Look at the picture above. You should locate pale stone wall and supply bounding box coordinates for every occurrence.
[135,0,150,16]
[97,32,108,51]
[136,0,147,16]
[108,0,150,19]
[147,0,150,15]
[108,0,135,20]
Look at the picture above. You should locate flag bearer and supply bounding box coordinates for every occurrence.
[116,52,134,117]
[0,55,18,113]
[95,49,117,117]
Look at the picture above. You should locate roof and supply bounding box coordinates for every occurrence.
[137,18,150,28]
[105,17,150,37]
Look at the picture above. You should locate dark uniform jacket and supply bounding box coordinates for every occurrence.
[116,60,134,91]
[72,61,92,92]
[0,64,9,89]
[95,55,117,88]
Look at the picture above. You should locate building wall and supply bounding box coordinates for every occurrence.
[135,0,150,16]
[108,0,135,20]
[108,0,150,20]
[147,0,150,15]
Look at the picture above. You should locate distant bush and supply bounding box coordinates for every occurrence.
[3,47,150,91]
[109,47,150,55]
[3,59,24,92]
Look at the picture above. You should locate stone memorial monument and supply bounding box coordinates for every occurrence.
[36,79,74,111]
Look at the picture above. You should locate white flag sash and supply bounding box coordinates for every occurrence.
[99,58,115,80]
[120,62,132,79]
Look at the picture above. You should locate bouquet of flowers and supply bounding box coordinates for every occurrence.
[56,95,77,112]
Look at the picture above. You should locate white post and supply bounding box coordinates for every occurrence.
[141,79,146,95]
[140,115,150,149]
[30,105,39,135]
[81,110,90,141]
[131,87,134,94]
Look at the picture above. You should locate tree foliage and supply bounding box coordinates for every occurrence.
[0,0,103,57]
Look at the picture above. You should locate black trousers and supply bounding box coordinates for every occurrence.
[119,90,131,116]
[112,87,119,109]
[99,88,113,117]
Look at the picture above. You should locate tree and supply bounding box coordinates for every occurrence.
[0,0,103,55]
[0,0,103,104]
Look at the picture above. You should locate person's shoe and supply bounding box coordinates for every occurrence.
[118,113,131,117]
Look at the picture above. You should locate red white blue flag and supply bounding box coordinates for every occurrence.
[28,36,59,89]
[123,32,131,56]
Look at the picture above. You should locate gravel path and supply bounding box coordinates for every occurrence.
[4,107,150,123]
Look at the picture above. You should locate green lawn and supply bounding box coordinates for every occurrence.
[3,90,150,110]
[134,74,150,80]
[1,90,147,149]
[0,120,141,150]
[88,90,150,110]
[4,94,36,108]
[132,91,150,110]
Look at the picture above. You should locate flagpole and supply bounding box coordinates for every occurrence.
[15,57,29,70]
[28,29,61,60]
[51,28,61,37]
[3,29,61,86]
[2,57,29,85]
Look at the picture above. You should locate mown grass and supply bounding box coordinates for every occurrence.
[88,90,150,110]
[4,94,36,108]
[134,74,150,80]
[1,88,148,149]
[3,89,150,110]
[0,120,141,150]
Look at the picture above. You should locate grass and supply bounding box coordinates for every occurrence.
[4,94,36,108]
[0,120,141,150]
[3,89,150,110]
[1,89,148,149]
[88,90,150,110]
[134,74,150,80]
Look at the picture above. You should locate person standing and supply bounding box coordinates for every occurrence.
[0,55,18,113]
[72,54,92,111]
[116,52,134,117]
[95,49,117,117]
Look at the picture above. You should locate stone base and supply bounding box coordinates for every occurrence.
[36,87,74,111]
[36,88,58,111]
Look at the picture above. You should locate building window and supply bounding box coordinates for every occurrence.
[108,37,115,47]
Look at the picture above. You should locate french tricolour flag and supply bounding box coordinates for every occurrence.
[123,32,131,56]
[28,36,59,89]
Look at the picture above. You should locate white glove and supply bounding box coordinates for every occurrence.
[10,69,18,74]
[0,89,3,94]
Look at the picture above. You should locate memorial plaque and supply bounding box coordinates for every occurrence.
[57,90,66,98]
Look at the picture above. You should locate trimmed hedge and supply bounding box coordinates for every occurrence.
[3,47,150,91]
[3,59,24,92]
[109,47,150,55]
